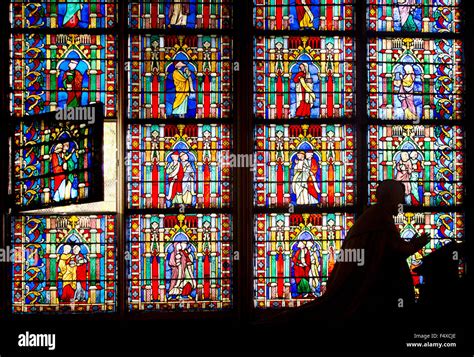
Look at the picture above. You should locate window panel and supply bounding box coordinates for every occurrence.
[255,124,355,207]
[367,0,461,33]
[254,36,355,120]
[10,0,117,29]
[367,37,464,121]
[254,213,354,308]
[11,33,117,118]
[126,123,232,209]
[368,125,464,207]
[394,211,465,295]
[254,0,354,31]
[127,214,232,311]
[128,35,233,120]
[12,215,117,313]
[13,106,104,210]
[128,1,232,29]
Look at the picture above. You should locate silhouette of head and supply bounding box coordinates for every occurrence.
[376,179,405,215]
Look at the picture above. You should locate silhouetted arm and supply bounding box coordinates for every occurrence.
[387,231,429,258]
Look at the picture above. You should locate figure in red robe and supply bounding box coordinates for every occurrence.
[292,240,312,296]
[166,151,184,205]
[62,59,84,107]
[293,63,316,117]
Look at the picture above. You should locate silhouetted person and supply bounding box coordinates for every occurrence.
[262,179,430,325]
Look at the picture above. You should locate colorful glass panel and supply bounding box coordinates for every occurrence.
[254,0,354,31]
[13,106,104,210]
[10,1,117,29]
[394,211,464,295]
[11,33,117,117]
[12,215,116,313]
[367,37,464,121]
[127,124,232,209]
[128,35,233,119]
[368,125,464,207]
[255,124,355,207]
[128,1,232,29]
[254,36,355,120]
[127,214,232,311]
[367,0,461,33]
[254,213,354,308]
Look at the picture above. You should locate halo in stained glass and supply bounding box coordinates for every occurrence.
[12,215,117,313]
[254,36,355,120]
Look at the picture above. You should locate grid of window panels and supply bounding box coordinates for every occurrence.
[125,1,234,311]
[253,1,356,308]
[366,0,465,287]
[9,0,118,314]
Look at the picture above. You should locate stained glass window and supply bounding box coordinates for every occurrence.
[254,0,354,31]
[254,36,355,120]
[254,213,354,308]
[367,37,464,121]
[11,33,117,117]
[128,1,232,29]
[128,35,233,119]
[12,215,117,313]
[13,105,105,210]
[393,211,464,295]
[368,125,464,206]
[127,214,232,311]
[10,1,117,29]
[367,0,466,305]
[126,124,232,209]
[367,0,461,33]
[254,124,355,207]
[125,1,234,312]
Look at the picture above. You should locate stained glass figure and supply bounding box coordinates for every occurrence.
[394,211,464,295]
[367,0,461,33]
[128,0,231,29]
[13,105,104,210]
[11,33,117,117]
[10,0,117,29]
[12,215,116,313]
[254,213,354,308]
[367,37,463,121]
[254,36,355,120]
[368,125,464,206]
[127,214,232,310]
[127,124,232,209]
[255,124,355,207]
[128,35,232,119]
[254,0,354,31]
